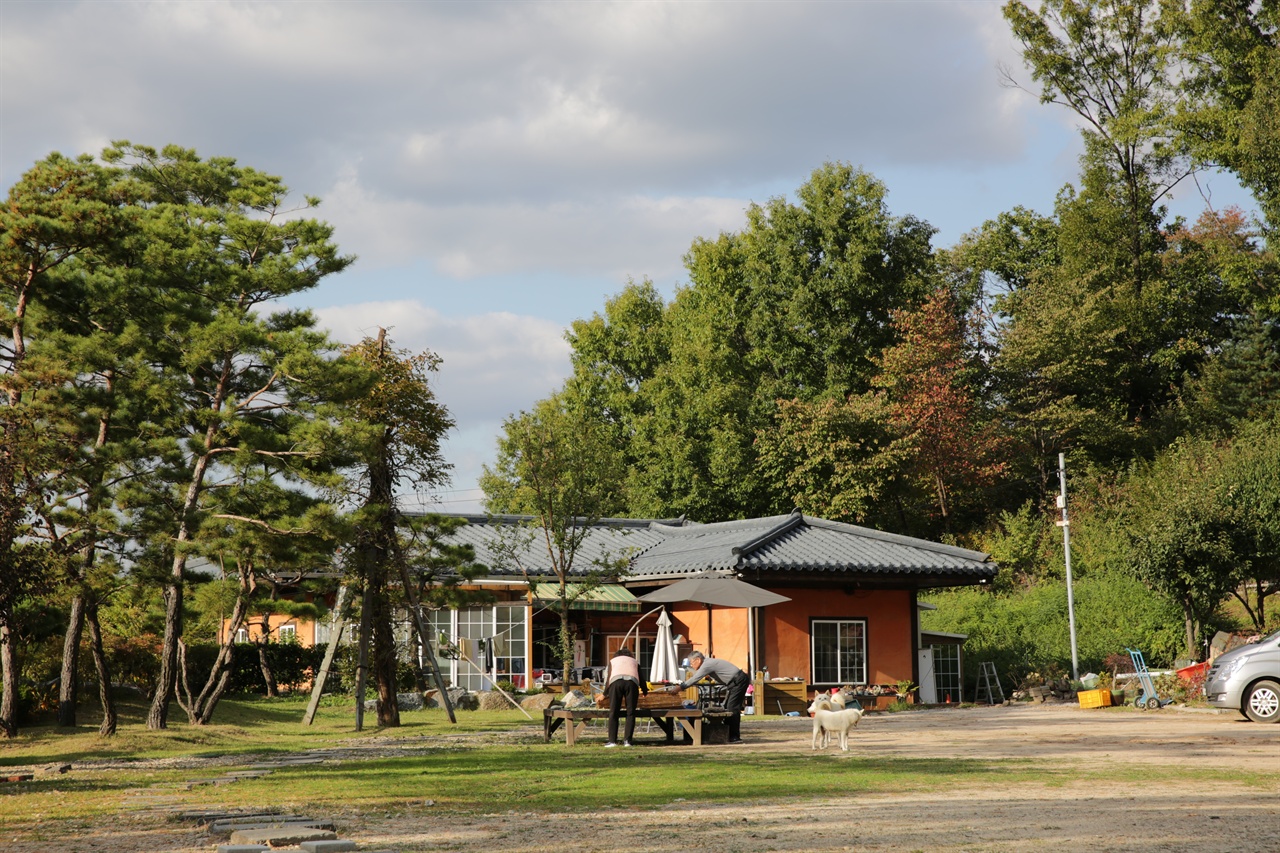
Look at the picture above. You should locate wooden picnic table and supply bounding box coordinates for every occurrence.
[543,707,709,746]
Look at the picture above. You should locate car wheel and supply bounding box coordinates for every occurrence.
[1244,679,1280,723]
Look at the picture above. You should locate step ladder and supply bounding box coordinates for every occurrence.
[975,661,1005,705]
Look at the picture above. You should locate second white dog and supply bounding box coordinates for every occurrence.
[807,697,864,751]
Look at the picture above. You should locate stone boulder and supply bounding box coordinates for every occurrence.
[561,689,594,709]
[520,692,558,711]
[478,690,517,711]
[425,686,478,711]
[362,691,425,712]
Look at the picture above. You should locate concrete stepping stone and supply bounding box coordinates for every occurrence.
[298,840,359,852]
[229,826,337,846]
[178,778,218,790]
[209,816,330,835]
[181,809,283,825]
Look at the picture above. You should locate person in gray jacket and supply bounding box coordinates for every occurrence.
[666,651,749,743]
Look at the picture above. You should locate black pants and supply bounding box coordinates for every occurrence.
[723,672,749,741]
[606,679,639,744]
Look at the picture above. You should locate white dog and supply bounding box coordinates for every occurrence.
[807,695,864,751]
[829,687,853,709]
[808,695,834,749]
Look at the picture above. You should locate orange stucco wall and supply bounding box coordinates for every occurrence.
[218,613,317,647]
[667,587,914,687]
[667,603,751,670]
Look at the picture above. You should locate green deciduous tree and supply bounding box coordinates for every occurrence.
[1003,0,1189,288]
[1172,0,1280,242]
[754,394,911,525]
[556,163,936,522]
[1218,417,1280,630]
[1115,435,1240,655]
[481,393,627,684]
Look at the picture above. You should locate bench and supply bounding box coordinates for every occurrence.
[543,708,706,746]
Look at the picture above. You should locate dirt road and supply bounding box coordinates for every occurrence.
[353,703,1278,852]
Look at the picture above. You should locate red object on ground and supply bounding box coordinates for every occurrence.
[1176,661,1209,684]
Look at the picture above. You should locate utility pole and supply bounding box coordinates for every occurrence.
[1057,452,1080,681]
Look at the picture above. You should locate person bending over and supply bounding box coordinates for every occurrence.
[666,651,749,744]
[603,646,646,747]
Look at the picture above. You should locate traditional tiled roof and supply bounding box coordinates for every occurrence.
[411,510,996,589]
[437,514,673,578]
[631,512,993,586]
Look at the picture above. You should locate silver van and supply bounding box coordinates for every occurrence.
[1204,628,1280,723]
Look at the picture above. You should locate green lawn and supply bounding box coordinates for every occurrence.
[0,694,1262,829]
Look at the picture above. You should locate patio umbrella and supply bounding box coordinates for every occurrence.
[649,609,682,684]
[637,572,791,609]
[637,572,790,663]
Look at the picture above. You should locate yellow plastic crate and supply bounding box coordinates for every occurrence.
[1077,688,1112,709]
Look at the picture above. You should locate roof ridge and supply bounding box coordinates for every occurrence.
[403,511,679,530]
[651,512,795,537]
[800,515,991,562]
[731,511,804,556]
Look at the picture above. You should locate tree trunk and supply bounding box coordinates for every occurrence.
[149,357,228,731]
[147,581,183,729]
[256,638,280,698]
[354,582,371,732]
[187,567,253,725]
[85,602,116,736]
[1182,598,1197,660]
[0,610,17,738]
[365,401,400,727]
[57,594,86,727]
[559,597,574,687]
[373,583,400,727]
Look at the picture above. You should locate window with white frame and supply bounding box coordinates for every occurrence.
[278,623,297,643]
[426,605,527,691]
[811,619,867,685]
[235,627,249,645]
[930,643,962,703]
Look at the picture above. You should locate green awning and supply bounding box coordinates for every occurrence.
[531,583,640,613]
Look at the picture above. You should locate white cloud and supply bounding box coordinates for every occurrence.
[312,300,571,427]
[311,300,575,513]
[320,168,745,283]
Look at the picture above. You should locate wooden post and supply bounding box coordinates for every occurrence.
[302,586,349,726]
[354,582,372,731]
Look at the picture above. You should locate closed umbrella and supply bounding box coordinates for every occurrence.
[649,609,682,684]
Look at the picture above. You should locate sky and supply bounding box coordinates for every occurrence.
[2,0,1257,514]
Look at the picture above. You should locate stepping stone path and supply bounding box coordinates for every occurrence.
[115,748,401,852]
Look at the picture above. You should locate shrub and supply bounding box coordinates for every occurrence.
[922,568,1185,696]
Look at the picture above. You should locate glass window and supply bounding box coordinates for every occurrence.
[431,604,529,691]
[811,619,867,684]
[931,643,962,703]
[279,624,297,643]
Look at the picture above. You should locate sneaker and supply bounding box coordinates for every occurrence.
[623,741,634,747]
[604,742,618,748]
